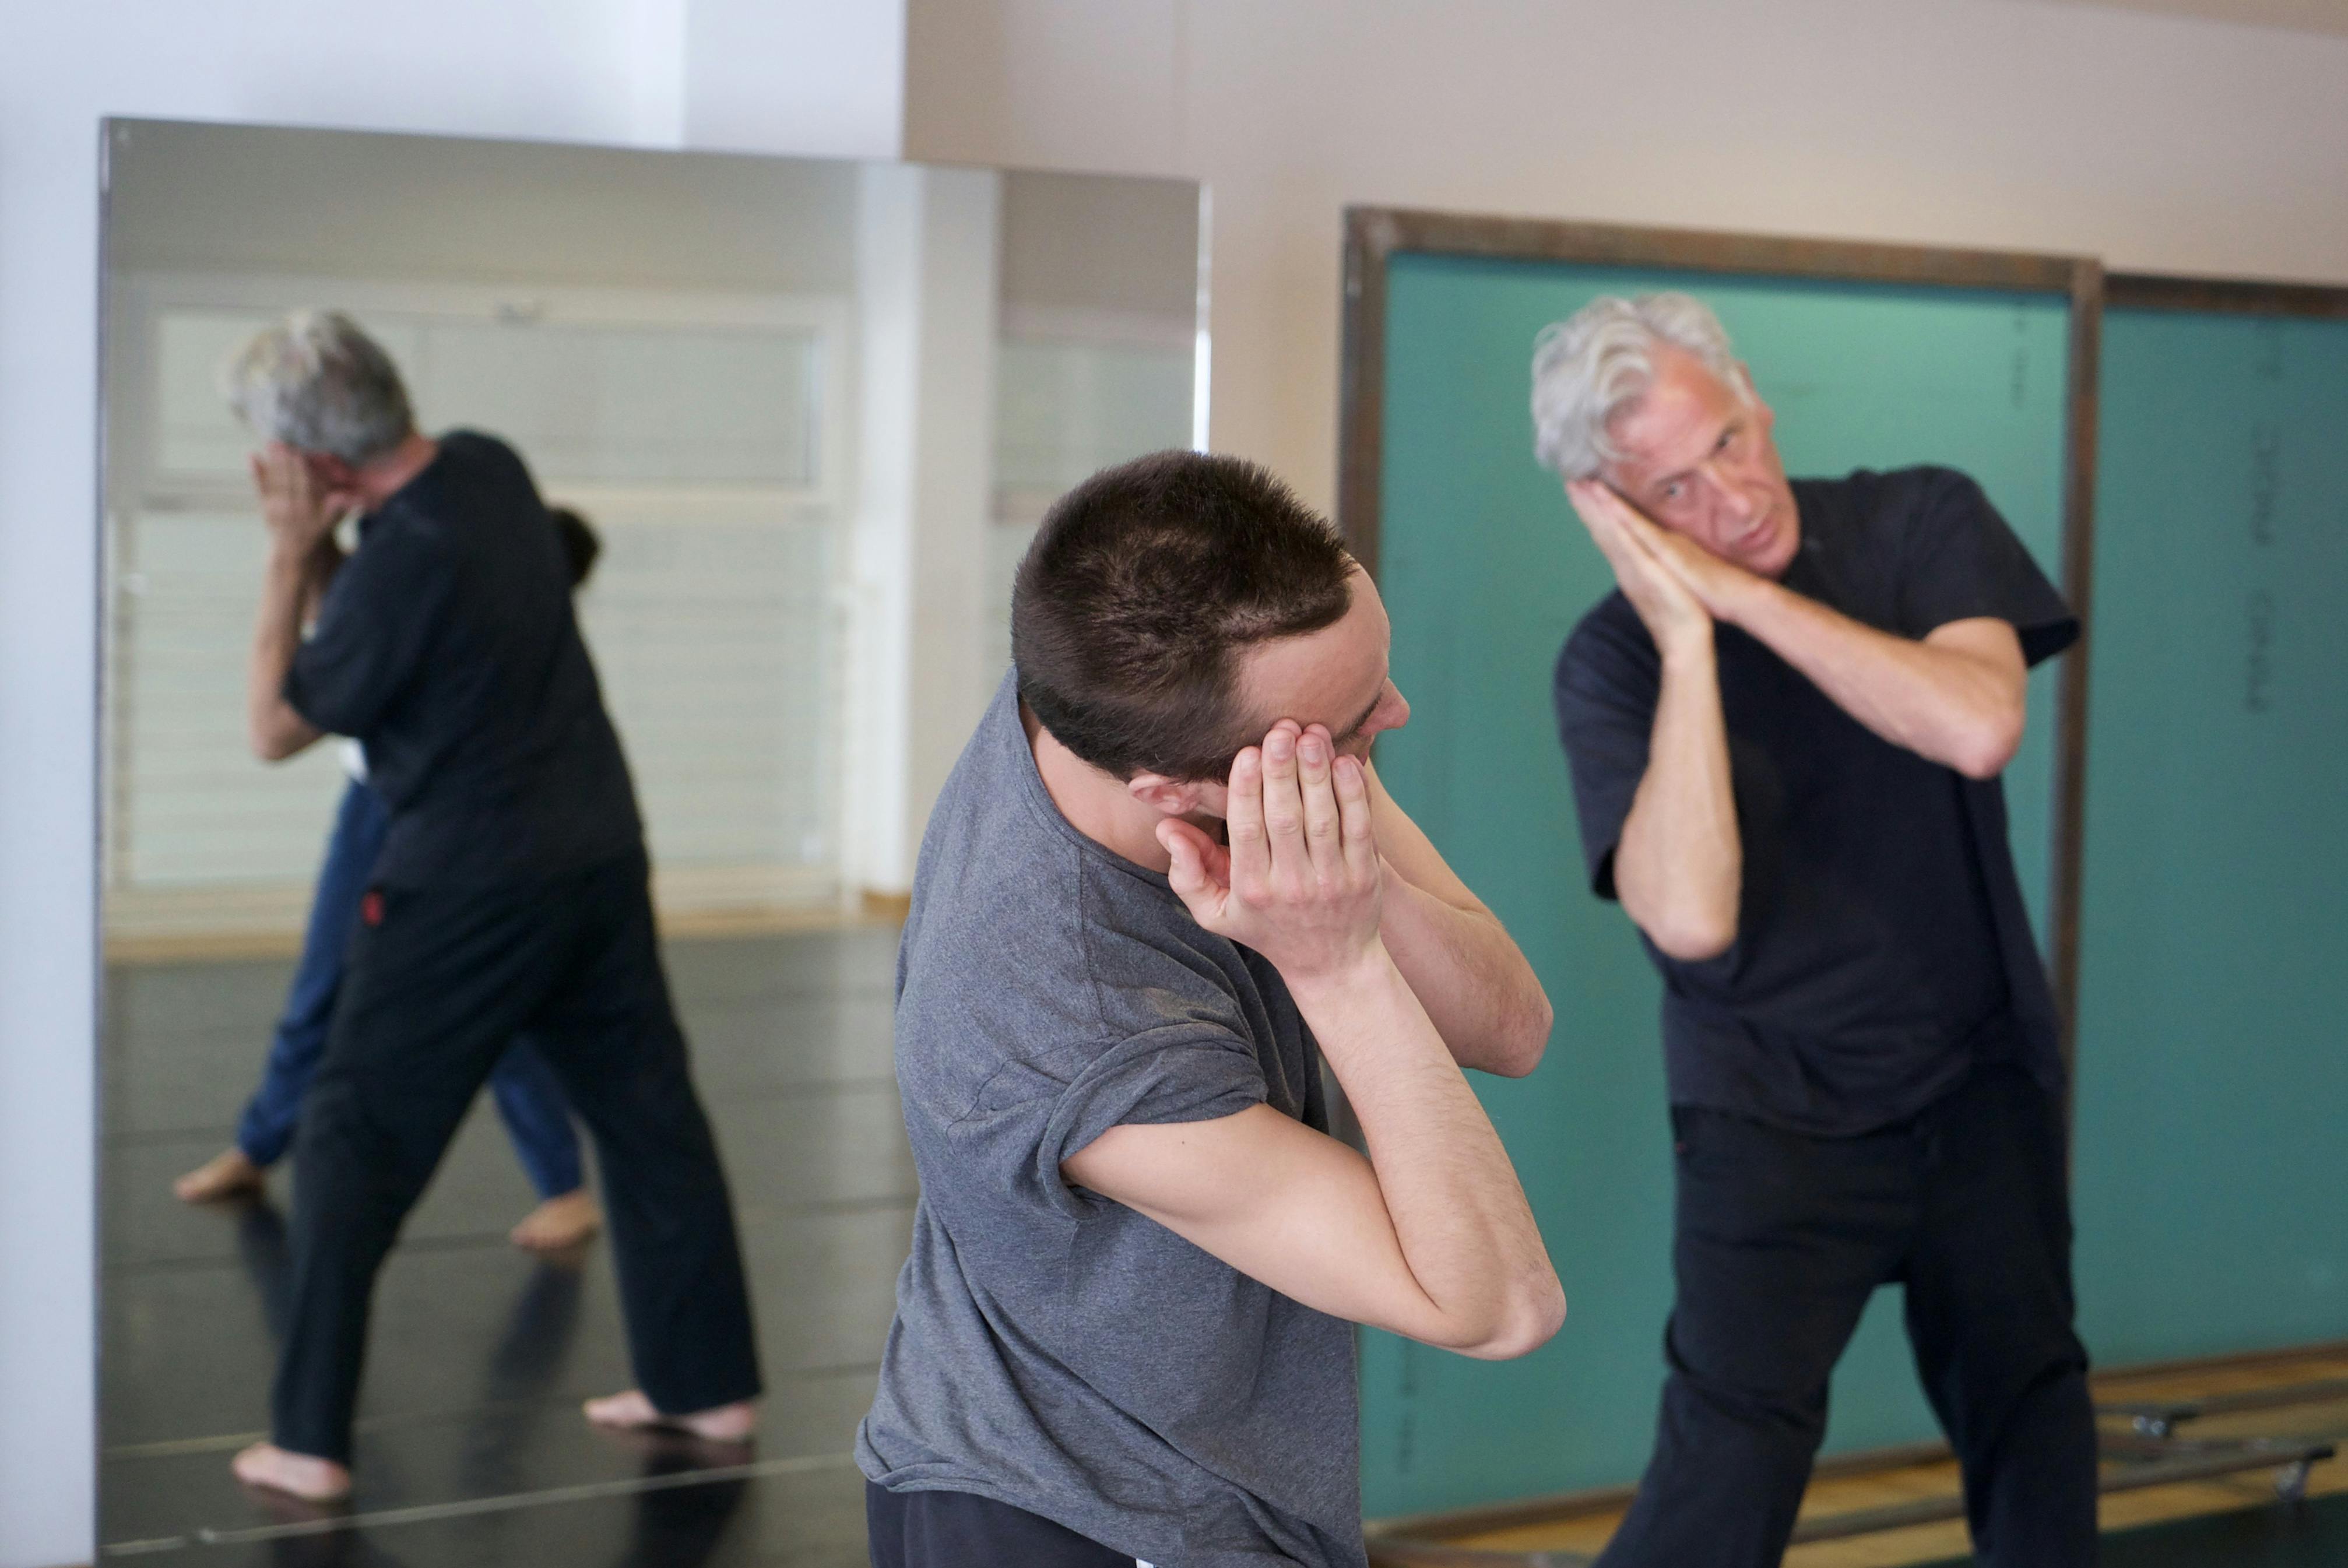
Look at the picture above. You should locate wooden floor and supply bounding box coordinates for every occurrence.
[1384,1345,2348,1566]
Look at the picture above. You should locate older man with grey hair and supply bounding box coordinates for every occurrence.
[223,310,761,1500]
[1538,294,2096,1566]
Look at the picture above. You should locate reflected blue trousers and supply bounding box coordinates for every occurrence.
[234,779,585,1200]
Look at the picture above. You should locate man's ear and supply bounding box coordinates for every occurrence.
[1127,771,1211,820]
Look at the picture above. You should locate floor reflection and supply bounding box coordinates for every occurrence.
[612,1452,750,1568]
[457,1256,588,1497]
[101,928,907,1568]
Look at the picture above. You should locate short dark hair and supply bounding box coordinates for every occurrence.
[1011,450,1355,782]
[550,505,602,589]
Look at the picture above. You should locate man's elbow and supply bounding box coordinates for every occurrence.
[248,709,316,762]
[1621,867,1738,962]
[1644,909,1736,963]
[1457,1278,1567,1362]
[1488,987,1555,1079]
[1949,705,2026,781]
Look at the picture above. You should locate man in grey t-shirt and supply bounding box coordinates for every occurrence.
[857,452,1566,1568]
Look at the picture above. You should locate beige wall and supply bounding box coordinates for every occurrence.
[905,0,2348,512]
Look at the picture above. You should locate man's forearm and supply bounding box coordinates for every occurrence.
[248,543,322,761]
[1726,580,2022,778]
[1364,769,1552,1077]
[1292,948,1563,1358]
[1614,638,1740,960]
[1379,880,1551,1077]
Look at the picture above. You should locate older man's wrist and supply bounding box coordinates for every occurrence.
[1709,569,1779,630]
[264,537,322,585]
[1658,619,1716,670]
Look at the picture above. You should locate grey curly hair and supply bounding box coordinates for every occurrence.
[1530,292,1748,480]
[222,309,415,465]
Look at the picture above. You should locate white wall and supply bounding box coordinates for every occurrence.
[686,0,906,159]
[904,0,2348,515]
[0,5,903,1562]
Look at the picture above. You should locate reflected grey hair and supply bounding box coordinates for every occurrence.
[1530,293,1746,480]
[221,310,415,465]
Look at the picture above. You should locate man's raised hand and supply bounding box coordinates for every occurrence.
[1635,512,1767,625]
[1158,720,1383,984]
[250,441,354,554]
[1565,480,1711,655]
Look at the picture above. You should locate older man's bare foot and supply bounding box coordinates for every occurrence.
[175,1149,265,1204]
[583,1389,757,1442]
[231,1442,351,1502]
[510,1190,601,1251]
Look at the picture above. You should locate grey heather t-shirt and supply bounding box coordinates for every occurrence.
[856,674,1364,1568]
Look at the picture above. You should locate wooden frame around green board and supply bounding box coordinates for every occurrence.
[2106,271,2348,319]
[1337,206,2105,1091]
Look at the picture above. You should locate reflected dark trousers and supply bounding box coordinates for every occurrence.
[1595,1065,2098,1568]
[272,848,762,1464]
[238,778,584,1199]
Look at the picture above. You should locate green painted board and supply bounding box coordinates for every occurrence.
[1363,252,2074,1516]
[2071,307,2348,1366]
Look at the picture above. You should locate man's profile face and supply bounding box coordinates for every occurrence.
[1601,345,1801,579]
[1190,565,1411,818]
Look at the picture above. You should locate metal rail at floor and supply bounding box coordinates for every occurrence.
[1363,1360,2348,1568]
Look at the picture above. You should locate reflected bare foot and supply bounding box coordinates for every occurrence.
[231,1442,351,1502]
[583,1390,757,1442]
[509,1189,601,1251]
[175,1149,265,1204]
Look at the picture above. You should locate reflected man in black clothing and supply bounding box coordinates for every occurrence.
[1538,294,2097,1567]
[222,310,761,1501]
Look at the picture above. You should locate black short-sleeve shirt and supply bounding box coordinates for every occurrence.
[284,431,641,888]
[1553,467,2078,1135]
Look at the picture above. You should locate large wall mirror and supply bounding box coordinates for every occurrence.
[98,118,1204,1563]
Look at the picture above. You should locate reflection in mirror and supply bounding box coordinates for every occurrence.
[97,118,1203,1565]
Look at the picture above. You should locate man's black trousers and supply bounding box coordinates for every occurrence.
[271,849,762,1464]
[1595,1064,2098,1568]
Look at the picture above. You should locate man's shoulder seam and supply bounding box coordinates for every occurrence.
[939,1024,1246,1130]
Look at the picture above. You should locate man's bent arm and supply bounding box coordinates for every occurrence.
[1565,480,1740,961]
[1367,765,1553,1078]
[1064,947,1565,1358]
[1087,725,1562,1356]
[1713,575,2027,781]
[248,539,326,762]
[1629,501,2029,779]
[1611,628,1741,961]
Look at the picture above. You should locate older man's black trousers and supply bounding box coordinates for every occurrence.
[1595,1064,2098,1568]
[270,848,762,1464]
